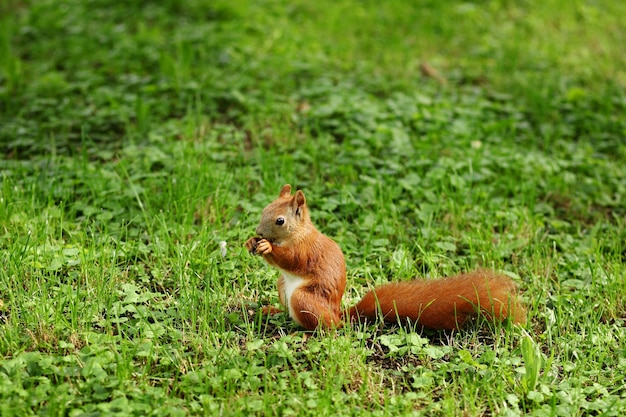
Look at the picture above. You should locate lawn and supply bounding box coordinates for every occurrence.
[1,0,625,415]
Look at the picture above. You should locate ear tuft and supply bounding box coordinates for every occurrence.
[294,190,306,209]
[279,184,292,198]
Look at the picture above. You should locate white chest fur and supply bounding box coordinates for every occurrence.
[280,270,306,319]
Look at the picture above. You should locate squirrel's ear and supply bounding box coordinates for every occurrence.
[294,190,306,209]
[279,184,292,198]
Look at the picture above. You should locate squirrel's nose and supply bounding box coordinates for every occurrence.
[256,228,262,237]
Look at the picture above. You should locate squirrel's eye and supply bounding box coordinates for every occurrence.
[275,217,285,226]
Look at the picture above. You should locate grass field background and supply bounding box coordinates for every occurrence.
[1,0,625,415]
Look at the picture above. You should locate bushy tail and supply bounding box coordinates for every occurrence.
[347,269,526,330]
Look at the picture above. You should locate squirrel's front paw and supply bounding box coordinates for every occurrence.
[244,237,260,255]
[255,239,272,255]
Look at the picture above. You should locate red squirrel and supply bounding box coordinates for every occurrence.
[244,184,526,331]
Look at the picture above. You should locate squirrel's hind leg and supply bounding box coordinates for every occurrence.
[260,275,286,316]
[261,306,283,315]
[289,288,342,330]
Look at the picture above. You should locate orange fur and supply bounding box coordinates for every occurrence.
[245,185,345,330]
[263,239,345,329]
[347,270,526,330]
[246,185,526,331]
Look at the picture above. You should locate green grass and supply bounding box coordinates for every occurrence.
[1,0,625,415]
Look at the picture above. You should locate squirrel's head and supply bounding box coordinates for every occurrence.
[256,184,310,244]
